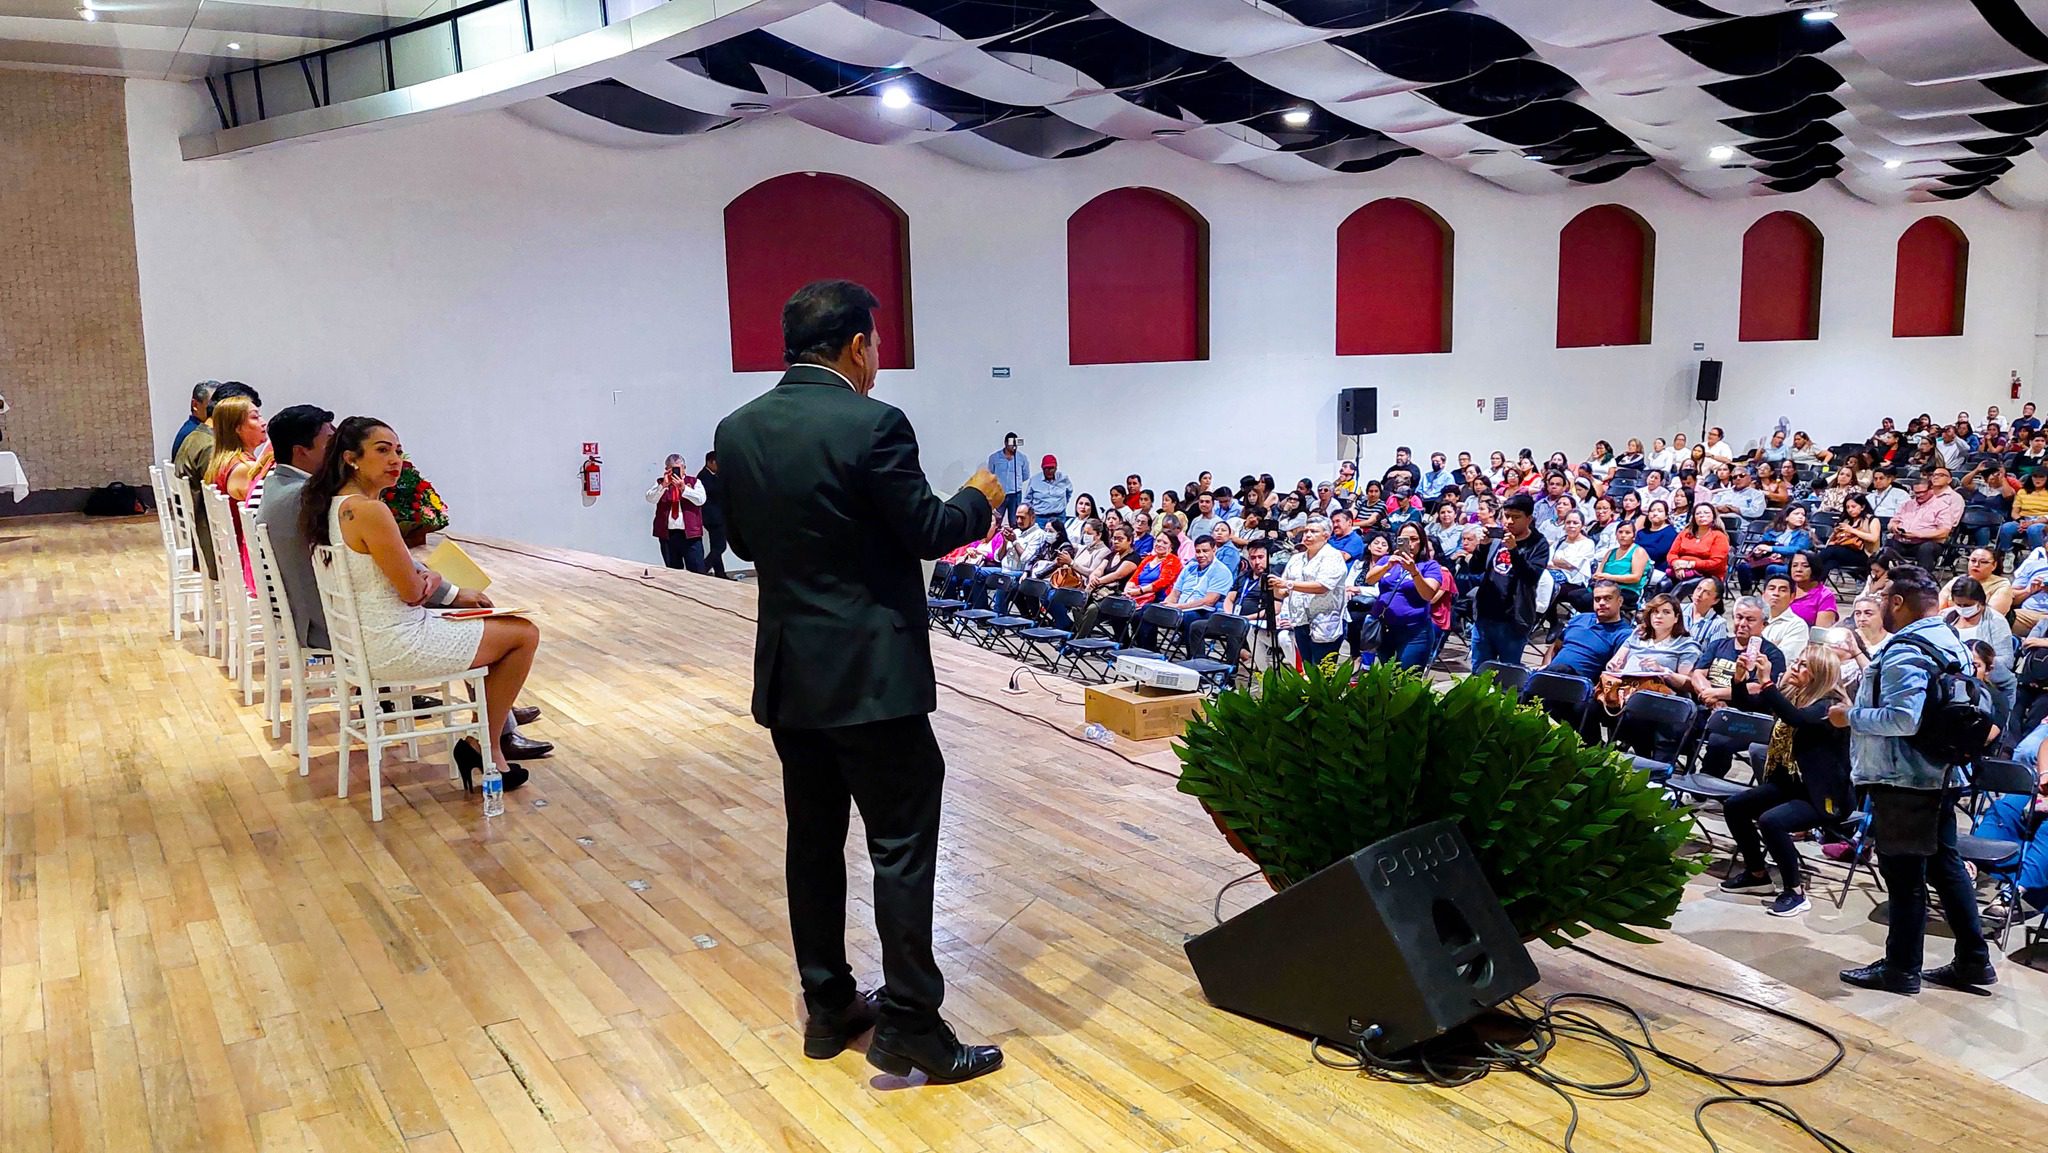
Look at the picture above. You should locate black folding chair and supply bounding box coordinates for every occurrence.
[1476,660,1530,695]
[1178,613,1252,693]
[1124,603,1189,662]
[1612,692,1698,765]
[1018,587,1084,669]
[1521,671,1594,730]
[949,562,997,639]
[1690,707,1777,779]
[1058,596,1135,682]
[1960,757,2037,948]
[982,574,1037,658]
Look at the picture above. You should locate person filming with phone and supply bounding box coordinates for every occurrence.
[646,453,708,572]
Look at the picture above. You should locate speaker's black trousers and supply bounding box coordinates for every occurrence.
[771,714,947,1029]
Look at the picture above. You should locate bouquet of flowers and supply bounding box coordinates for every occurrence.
[382,458,449,535]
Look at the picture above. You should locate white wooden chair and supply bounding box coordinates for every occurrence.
[162,468,221,656]
[147,463,205,640]
[200,485,265,704]
[252,523,340,777]
[312,539,492,822]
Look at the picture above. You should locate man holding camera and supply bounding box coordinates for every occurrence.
[646,453,707,572]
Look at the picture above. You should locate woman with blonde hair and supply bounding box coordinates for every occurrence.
[1719,642,1854,917]
[204,393,274,593]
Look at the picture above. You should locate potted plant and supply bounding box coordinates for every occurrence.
[1177,659,1701,945]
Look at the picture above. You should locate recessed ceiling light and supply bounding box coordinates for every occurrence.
[1802,8,1838,22]
[1282,108,1311,127]
[1885,159,1903,169]
[1708,145,1736,162]
[730,101,770,112]
[226,42,241,51]
[76,5,96,20]
[879,84,912,110]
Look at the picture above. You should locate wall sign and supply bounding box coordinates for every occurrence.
[1492,397,1508,422]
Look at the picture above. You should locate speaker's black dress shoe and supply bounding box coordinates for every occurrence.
[803,991,878,1060]
[1924,960,1998,990]
[512,705,542,726]
[502,733,554,761]
[867,1020,1003,1083]
[1839,960,1920,995]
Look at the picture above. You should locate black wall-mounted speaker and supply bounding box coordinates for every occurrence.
[1185,820,1537,1055]
[1696,360,1723,403]
[1339,387,1378,436]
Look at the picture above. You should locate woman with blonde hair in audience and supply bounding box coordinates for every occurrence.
[204,393,274,593]
[303,416,541,792]
[1830,594,1890,690]
[1718,643,1852,917]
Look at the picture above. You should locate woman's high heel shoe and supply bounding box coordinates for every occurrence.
[455,738,530,794]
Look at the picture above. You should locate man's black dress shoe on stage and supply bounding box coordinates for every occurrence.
[1924,960,1998,990]
[502,733,554,760]
[1839,960,1920,995]
[866,1020,1003,1083]
[512,705,542,726]
[803,991,878,1060]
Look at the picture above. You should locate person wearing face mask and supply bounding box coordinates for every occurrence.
[715,281,1007,1084]
[1944,578,2012,672]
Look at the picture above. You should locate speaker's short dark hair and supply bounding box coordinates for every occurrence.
[783,280,878,366]
[268,404,334,462]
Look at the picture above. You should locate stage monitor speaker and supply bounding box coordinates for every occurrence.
[1185,820,1536,1055]
[1696,360,1723,403]
[1339,387,1378,436]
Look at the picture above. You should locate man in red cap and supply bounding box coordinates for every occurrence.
[1024,452,1072,526]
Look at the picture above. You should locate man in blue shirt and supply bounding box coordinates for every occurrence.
[1533,471,1570,527]
[2012,402,2041,437]
[1326,509,1366,562]
[1420,452,1456,500]
[1538,582,1632,679]
[168,380,216,461]
[986,433,1030,526]
[1022,454,1070,523]
[1835,565,1994,995]
[1138,536,1233,651]
[1710,468,1767,519]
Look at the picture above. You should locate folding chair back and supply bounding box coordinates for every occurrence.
[1612,691,1698,763]
[1521,671,1593,728]
[1476,661,1530,695]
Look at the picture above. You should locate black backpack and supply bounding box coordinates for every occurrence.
[1873,630,1998,766]
[82,481,144,517]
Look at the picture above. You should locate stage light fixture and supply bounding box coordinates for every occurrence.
[1708,145,1735,162]
[1884,159,1903,169]
[1282,108,1311,127]
[880,84,913,110]
[1802,8,1838,22]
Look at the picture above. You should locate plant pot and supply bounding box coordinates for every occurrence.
[1203,801,1279,891]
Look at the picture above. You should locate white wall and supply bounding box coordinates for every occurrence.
[126,79,2046,564]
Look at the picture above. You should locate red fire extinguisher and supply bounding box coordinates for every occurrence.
[2013,371,2024,400]
[579,453,602,497]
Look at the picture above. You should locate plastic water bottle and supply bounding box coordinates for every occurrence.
[480,764,505,818]
[1083,723,1114,747]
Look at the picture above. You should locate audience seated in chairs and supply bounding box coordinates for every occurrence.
[204,393,275,595]
[1941,548,2012,617]
[1136,535,1230,652]
[1667,514,1731,587]
[1888,469,1964,572]
[1760,575,1812,657]
[1783,552,1839,628]
[1734,505,1813,593]
[302,417,544,791]
[1817,492,1880,583]
[1682,577,1730,652]
[1716,643,1854,918]
[1123,532,1182,611]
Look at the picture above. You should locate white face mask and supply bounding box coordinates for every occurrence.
[1958,604,1984,620]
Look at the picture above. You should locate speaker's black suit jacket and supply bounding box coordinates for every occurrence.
[715,364,992,730]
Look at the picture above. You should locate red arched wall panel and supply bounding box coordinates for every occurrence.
[1894,217,1968,338]
[1067,188,1207,365]
[1739,211,1822,342]
[724,173,912,372]
[1556,205,1654,349]
[1336,198,1453,355]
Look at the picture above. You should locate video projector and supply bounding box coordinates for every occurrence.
[1112,653,1202,693]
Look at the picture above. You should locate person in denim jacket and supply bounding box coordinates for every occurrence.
[1831,565,1994,995]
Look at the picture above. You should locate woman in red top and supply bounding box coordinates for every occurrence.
[1666,516,1730,583]
[1124,532,1183,609]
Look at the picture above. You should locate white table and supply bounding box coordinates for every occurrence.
[0,451,28,502]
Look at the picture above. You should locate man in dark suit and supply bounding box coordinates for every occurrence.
[715,280,1007,1084]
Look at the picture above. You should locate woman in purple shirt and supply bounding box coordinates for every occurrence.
[1362,522,1446,671]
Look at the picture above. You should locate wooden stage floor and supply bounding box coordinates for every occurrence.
[4,514,2046,1153]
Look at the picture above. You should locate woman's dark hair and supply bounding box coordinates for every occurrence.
[302,416,391,549]
[2027,471,2048,492]
[1843,491,1871,519]
[1074,493,1097,519]
[1950,576,1987,604]
[783,279,878,365]
[1691,575,1722,607]
[1870,546,1904,573]
[1788,550,1821,585]
[1637,593,1688,640]
[1966,639,1999,670]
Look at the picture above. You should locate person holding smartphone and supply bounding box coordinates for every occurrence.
[646,453,708,573]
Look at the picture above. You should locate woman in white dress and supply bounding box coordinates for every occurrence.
[302,417,542,792]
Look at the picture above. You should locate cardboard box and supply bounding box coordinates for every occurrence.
[1084,682,1204,742]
